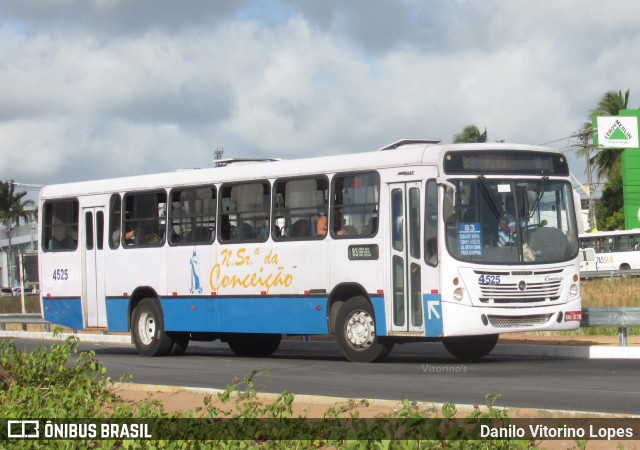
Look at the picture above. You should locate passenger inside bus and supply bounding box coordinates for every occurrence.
[498,200,517,246]
[316,214,347,237]
[316,215,328,236]
[289,219,310,237]
[123,224,138,245]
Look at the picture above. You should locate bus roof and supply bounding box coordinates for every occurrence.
[39,141,562,199]
[579,229,640,238]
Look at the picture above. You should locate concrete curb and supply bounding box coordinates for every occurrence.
[0,330,132,344]
[1,330,639,359]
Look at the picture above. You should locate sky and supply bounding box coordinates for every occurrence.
[1,0,639,197]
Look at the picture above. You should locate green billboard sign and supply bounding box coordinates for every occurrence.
[593,110,640,229]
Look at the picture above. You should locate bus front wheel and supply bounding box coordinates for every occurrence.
[442,334,499,360]
[131,298,174,357]
[336,296,393,363]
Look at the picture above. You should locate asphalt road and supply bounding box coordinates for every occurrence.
[6,336,640,415]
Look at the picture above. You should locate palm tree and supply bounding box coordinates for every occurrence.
[0,180,37,286]
[587,89,630,181]
[453,125,488,143]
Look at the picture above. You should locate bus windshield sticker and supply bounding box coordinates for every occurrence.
[348,244,379,260]
[497,184,511,193]
[459,224,482,256]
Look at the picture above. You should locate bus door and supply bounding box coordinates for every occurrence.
[388,182,425,333]
[82,207,107,327]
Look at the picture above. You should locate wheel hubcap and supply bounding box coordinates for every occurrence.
[138,312,156,345]
[346,310,374,349]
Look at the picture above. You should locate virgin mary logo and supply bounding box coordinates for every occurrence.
[189,248,203,294]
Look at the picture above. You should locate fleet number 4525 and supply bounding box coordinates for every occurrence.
[52,269,69,281]
[478,274,501,285]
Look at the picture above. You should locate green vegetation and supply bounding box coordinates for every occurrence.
[453,125,488,143]
[0,295,41,314]
[0,335,540,448]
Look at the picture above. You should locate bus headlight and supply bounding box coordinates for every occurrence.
[453,288,465,301]
[569,284,579,298]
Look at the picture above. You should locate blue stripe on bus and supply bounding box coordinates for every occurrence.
[42,297,84,330]
[166,296,330,334]
[370,295,387,336]
[105,296,331,334]
[105,294,389,335]
[423,292,443,337]
[105,298,129,331]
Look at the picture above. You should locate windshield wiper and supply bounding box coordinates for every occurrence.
[477,176,502,219]
[528,176,549,219]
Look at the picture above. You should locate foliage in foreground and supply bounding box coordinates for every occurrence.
[0,337,544,449]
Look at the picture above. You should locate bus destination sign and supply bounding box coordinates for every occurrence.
[444,151,568,175]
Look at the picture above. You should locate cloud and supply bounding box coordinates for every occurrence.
[1,0,640,186]
[0,0,248,36]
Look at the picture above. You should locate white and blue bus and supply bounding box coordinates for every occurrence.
[579,229,640,272]
[38,140,583,362]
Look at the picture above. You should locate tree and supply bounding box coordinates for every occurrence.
[588,89,630,182]
[453,125,488,143]
[595,172,624,230]
[575,89,631,231]
[0,180,37,286]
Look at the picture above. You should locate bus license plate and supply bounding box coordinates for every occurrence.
[564,311,582,322]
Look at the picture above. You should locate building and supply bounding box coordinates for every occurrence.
[0,222,39,288]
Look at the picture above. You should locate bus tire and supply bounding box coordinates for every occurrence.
[168,332,190,356]
[336,296,393,363]
[131,298,174,357]
[228,333,282,357]
[442,334,499,360]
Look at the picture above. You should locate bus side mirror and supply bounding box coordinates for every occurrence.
[439,181,457,224]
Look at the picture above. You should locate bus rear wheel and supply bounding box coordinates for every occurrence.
[442,334,499,360]
[336,296,393,363]
[131,298,174,357]
[228,333,282,357]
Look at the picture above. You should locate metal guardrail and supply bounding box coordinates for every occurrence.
[1,308,639,347]
[580,307,640,346]
[580,269,640,279]
[0,313,51,332]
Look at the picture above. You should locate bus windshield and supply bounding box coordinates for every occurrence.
[445,178,579,264]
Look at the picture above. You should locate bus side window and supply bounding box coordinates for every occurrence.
[42,199,79,252]
[169,187,216,246]
[122,191,167,247]
[425,179,438,266]
[273,177,328,240]
[219,181,270,243]
[331,171,379,238]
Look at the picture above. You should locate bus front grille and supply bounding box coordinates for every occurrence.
[478,280,562,304]
[487,314,553,328]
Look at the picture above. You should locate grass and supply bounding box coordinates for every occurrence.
[0,294,41,314]
[581,277,640,307]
